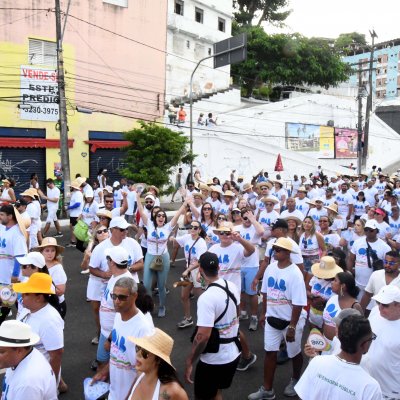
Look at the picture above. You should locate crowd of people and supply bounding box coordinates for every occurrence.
[0,165,399,399]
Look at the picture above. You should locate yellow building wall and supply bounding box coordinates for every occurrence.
[0,38,137,181]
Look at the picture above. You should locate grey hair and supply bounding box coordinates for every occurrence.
[114,277,138,294]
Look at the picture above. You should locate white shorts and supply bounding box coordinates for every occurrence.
[264,314,306,357]
[46,209,58,223]
[190,267,202,289]
[87,275,107,301]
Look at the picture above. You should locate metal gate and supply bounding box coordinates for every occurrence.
[89,148,127,186]
[0,148,46,196]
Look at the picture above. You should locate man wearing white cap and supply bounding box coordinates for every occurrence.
[0,320,57,399]
[363,285,400,399]
[348,219,391,308]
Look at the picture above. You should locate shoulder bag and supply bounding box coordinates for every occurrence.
[150,228,164,271]
[366,241,384,271]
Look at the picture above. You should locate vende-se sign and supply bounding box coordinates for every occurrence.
[20,65,59,122]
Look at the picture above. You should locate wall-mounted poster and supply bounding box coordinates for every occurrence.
[335,128,358,158]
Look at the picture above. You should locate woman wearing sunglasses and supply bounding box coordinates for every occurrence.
[169,220,207,329]
[136,191,188,318]
[373,207,391,240]
[127,328,188,400]
[206,212,226,248]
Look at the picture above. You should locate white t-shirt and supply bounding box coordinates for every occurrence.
[209,199,221,213]
[197,278,240,365]
[374,181,387,199]
[100,270,133,337]
[89,238,143,283]
[111,207,123,218]
[265,237,303,265]
[0,224,27,284]
[335,192,354,218]
[363,187,378,206]
[295,198,310,216]
[363,306,400,399]
[354,200,369,216]
[48,263,67,303]
[2,348,58,400]
[261,261,307,321]
[81,201,99,226]
[175,234,207,268]
[375,220,391,240]
[94,188,103,205]
[322,294,340,328]
[258,209,279,229]
[323,232,341,249]
[292,180,301,196]
[18,304,64,362]
[351,237,391,288]
[209,243,245,290]
[109,311,154,400]
[309,207,327,225]
[389,217,400,237]
[125,191,137,216]
[299,233,320,256]
[219,202,231,215]
[113,189,123,208]
[295,354,382,400]
[233,225,261,268]
[307,188,319,200]
[69,190,84,217]
[365,270,400,310]
[280,209,304,221]
[146,222,174,255]
[321,196,336,207]
[341,229,363,248]
[46,186,60,212]
[309,276,333,300]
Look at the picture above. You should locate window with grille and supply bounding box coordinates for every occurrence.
[28,39,57,66]
[175,0,184,15]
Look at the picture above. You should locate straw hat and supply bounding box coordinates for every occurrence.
[209,186,223,195]
[272,237,297,253]
[0,320,39,347]
[76,176,87,185]
[223,190,235,197]
[283,215,303,226]
[2,179,10,185]
[199,183,211,192]
[13,207,28,241]
[297,186,307,193]
[256,181,272,190]
[96,210,112,219]
[213,221,233,234]
[128,328,175,369]
[324,203,338,214]
[70,180,81,190]
[306,199,316,206]
[242,183,252,191]
[13,272,55,295]
[192,192,205,200]
[104,185,113,193]
[261,196,279,204]
[20,188,38,199]
[34,237,64,253]
[311,256,343,279]
[149,185,159,195]
[273,179,284,187]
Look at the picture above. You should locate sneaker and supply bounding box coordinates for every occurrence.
[237,352,257,371]
[90,359,99,371]
[66,242,76,248]
[177,316,193,329]
[158,306,166,318]
[91,336,99,345]
[283,378,298,397]
[54,232,63,238]
[277,348,289,365]
[249,316,258,331]
[81,269,90,275]
[239,311,249,321]
[248,386,275,400]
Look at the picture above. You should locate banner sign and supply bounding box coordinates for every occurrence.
[335,128,358,159]
[20,66,59,121]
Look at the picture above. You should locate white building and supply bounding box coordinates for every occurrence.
[166,0,233,102]
[167,92,400,182]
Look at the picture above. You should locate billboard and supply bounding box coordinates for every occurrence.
[285,123,334,158]
[335,128,358,159]
[20,66,59,122]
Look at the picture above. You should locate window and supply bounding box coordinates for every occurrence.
[175,0,184,15]
[103,0,128,6]
[195,7,204,23]
[208,48,212,56]
[186,40,190,49]
[28,39,57,66]
[218,17,226,32]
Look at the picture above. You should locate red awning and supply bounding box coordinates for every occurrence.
[0,138,74,148]
[85,140,131,153]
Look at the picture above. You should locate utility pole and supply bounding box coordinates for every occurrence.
[55,0,71,201]
[357,60,364,175]
[362,30,378,170]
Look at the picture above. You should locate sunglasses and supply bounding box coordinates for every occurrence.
[156,214,166,218]
[383,260,398,266]
[232,211,240,214]
[265,203,274,206]
[273,247,287,253]
[190,225,200,230]
[114,228,127,232]
[218,231,231,236]
[364,228,376,232]
[105,201,113,204]
[217,217,227,221]
[203,207,212,211]
[110,293,131,301]
[136,345,150,359]
[21,264,36,269]
[96,229,108,234]
[99,216,110,220]
[145,201,154,204]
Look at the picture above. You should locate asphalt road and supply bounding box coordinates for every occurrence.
[14,226,303,400]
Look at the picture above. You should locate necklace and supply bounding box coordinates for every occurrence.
[335,355,359,365]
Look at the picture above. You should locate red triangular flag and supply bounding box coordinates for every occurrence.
[274,153,283,171]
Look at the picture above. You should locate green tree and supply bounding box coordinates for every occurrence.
[233,0,291,27]
[121,121,193,191]
[232,25,351,95]
[334,32,367,53]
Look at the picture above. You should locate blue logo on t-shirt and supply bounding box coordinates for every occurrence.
[313,283,332,297]
[111,329,126,353]
[184,244,197,254]
[325,303,338,318]
[151,231,165,239]
[218,254,230,264]
[267,277,287,291]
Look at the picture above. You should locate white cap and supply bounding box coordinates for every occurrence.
[365,219,379,231]
[109,216,130,230]
[84,188,94,198]
[16,252,46,269]
[144,194,156,201]
[104,185,113,193]
[372,285,400,304]
[113,181,120,188]
[104,246,129,266]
